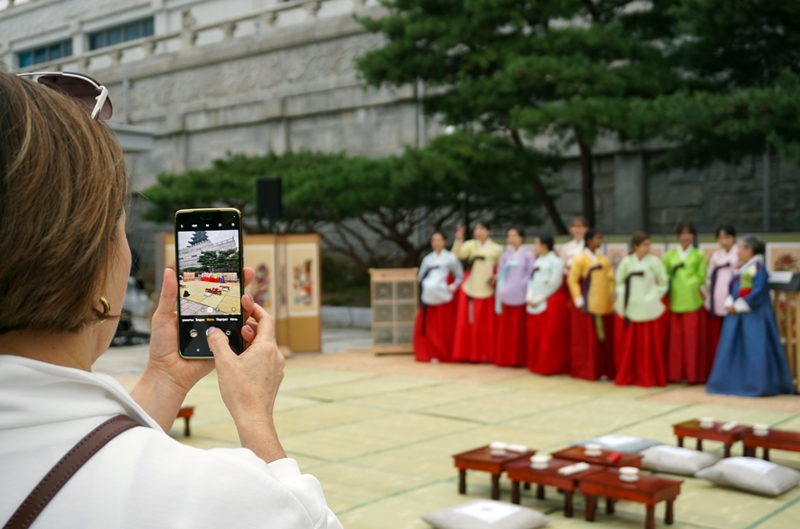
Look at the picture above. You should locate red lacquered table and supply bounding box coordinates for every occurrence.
[506,458,604,518]
[453,446,536,500]
[743,429,800,460]
[551,446,643,468]
[579,468,683,529]
[672,419,751,457]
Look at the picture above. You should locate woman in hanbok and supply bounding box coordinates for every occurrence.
[561,217,589,274]
[663,223,708,383]
[493,227,536,367]
[706,236,794,397]
[704,224,738,374]
[526,235,569,375]
[567,229,615,380]
[452,221,504,363]
[413,232,464,363]
[614,232,669,387]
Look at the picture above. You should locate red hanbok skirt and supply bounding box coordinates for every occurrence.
[452,288,496,363]
[706,313,724,375]
[666,308,709,384]
[413,300,457,362]
[614,314,668,387]
[569,308,615,380]
[494,304,527,367]
[527,289,570,375]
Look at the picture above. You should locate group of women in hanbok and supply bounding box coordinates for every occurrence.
[412,218,794,397]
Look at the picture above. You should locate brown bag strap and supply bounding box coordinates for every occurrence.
[3,415,140,529]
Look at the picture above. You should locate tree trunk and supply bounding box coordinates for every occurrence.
[510,130,568,234]
[578,139,596,228]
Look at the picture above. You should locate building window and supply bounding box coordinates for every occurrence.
[17,39,73,68]
[88,17,154,50]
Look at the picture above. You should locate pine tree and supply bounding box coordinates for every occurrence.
[189,231,209,246]
[355,0,681,229]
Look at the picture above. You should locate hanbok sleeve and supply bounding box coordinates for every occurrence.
[523,251,536,279]
[704,253,715,296]
[540,258,564,300]
[567,255,583,302]
[690,250,707,292]
[652,257,669,299]
[614,255,629,286]
[525,275,536,305]
[452,240,472,260]
[417,257,429,283]
[449,254,465,288]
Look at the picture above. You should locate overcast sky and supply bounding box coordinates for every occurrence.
[177,229,239,250]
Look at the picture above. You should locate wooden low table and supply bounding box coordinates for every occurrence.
[507,457,604,518]
[743,429,800,460]
[579,468,683,529]
[673,419,751,457]
[551,446,643,469]
[176,405,194,436]
[453,446,536,500]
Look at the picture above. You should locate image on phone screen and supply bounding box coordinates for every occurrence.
[175,210,244,358]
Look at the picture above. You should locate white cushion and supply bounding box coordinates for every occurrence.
[695,457,800,497]
[641,445,720,476]
[578,434,662,453]
[421,500,550,529]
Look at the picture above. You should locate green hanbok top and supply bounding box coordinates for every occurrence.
[614,253,668,322]
[663,246,707,313]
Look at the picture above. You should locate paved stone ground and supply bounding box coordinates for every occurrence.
[101,333,800,529]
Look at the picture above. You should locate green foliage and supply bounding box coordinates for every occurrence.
[192,249,240,273]
[355,0,682,227]
[647,1,800,167]
[141,138,550,270]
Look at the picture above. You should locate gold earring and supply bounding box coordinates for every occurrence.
[97,296,112,323]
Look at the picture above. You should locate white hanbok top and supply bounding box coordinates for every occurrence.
[526,251,564,315]
[0,355,343,529]
[418,249,464,306]
[560,239,585,271]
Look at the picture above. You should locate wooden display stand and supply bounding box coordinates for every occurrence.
[369,268,418,355]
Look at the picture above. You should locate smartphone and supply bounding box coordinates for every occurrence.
[174,208,244,358]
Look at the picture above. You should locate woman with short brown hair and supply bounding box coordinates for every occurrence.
[0,72,341,528]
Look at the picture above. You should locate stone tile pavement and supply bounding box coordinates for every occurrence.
[103,334,800,529]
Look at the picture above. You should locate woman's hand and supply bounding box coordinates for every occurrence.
[130,267,254,432]
[455,225,466,242]
[147,267,256,394]
[207,295,286,463]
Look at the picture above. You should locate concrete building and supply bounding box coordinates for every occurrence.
[3,0,798,281]
[178,236,237,269]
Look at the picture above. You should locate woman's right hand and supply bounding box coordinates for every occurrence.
[455,225,466,242]
[206,295,287,463]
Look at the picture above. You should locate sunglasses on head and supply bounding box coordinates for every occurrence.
[16,71,113,121]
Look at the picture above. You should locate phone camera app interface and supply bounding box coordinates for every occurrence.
[177,225,243,356]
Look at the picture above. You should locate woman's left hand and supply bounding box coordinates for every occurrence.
[148,267,256,394]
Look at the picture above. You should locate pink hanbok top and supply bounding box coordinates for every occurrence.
[705,246,739,317]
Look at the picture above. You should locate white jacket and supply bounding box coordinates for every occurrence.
[418,249,464,306]
[0,355,342,529]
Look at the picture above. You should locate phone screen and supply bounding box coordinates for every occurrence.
[175,209,244,358]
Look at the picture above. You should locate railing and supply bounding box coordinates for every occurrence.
[10,0,369,73]
[774,291,800,391]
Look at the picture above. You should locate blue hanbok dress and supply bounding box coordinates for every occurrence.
[706,256,794,396]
